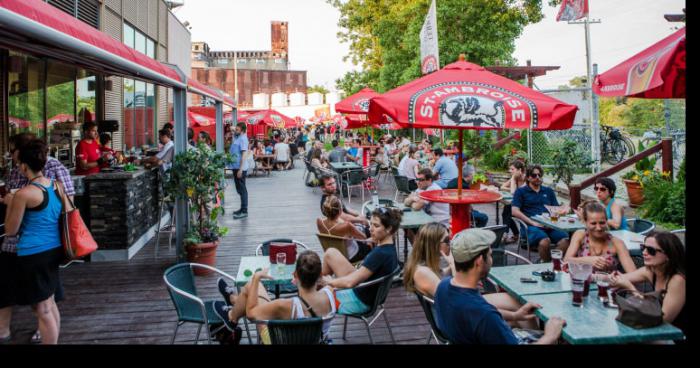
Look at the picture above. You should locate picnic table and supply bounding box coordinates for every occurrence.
[531,213,586,233]
[235,256,295,299]
[488,263,685,344]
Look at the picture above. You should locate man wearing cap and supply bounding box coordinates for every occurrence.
[433,229,566,344]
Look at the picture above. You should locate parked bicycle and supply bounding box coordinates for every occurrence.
[641,128,686,172]
[600,125,635,164]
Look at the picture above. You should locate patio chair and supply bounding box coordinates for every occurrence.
[481,224,509,262]
[341,169,367,205]
[155,169,175,259]
[163,263,251,344]
[338,266,401,344]
[255,239,309,297]
[316,233,365,266]
[249,315,333,344]
[361,199,399,220]
[671,229,685,247]
[511,217,535,262]
[414,292,450,345]
[393,175,412,202]
[627,218,656,235]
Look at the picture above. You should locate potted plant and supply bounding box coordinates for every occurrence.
[622,142,657,207]
[471,173,489,191]
[165,143,233,275]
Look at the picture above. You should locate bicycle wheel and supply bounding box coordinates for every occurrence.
[607,139,627,164]
[622,136,635,157]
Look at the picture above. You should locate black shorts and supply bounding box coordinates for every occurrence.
[0,251,18,308]
[15,246,63,306]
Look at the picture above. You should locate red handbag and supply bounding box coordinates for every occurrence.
[56,181,98,260]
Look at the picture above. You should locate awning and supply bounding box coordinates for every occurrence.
[186,78,237,107]
[0,0,185,88]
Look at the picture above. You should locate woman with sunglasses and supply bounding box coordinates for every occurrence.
[609,231,686,341]
[404,223,536,329]
[575,177,628,230]
[564,201,636,273]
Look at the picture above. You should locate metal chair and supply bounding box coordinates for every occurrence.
[316,233,351,259]
[163,263,251,344]
[393,175,412,202]
[414,292,450,345]
[255,239,309,297]
[484,250,533,293]
[361,199,399,219]
[341,169,367,205]
[627,218,656,235]
[511,217,534,262]
[482,224,509,263]
[155,169,175,259]
[671,229,685,247]
[338,266,401,344]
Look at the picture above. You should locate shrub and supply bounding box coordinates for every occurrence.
[550,140,593,187]
[639,170,685,228]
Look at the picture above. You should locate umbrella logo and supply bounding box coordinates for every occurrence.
[439,95,505,128]
[626,38,680,96]
[422,56,438,74]
[353,99,371,112]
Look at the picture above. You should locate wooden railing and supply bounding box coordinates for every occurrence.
[569,138,673,208]
[493,131,521,150]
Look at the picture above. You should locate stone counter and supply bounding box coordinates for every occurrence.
[83,168,165,262]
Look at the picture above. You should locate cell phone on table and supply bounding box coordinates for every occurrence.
[520,277,538,283]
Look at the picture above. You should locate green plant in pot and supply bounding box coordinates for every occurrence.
[621,141,658,207]
[471,172,489,190]
[165,143,233,275]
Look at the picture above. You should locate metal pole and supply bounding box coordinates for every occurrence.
[215,102,224,153]
[592,63,601,173]
[173,87,189,262]
[457,131,463,197]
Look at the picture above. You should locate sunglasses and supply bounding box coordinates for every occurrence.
[416,177,428,182]
[594,186,608,192]
[529,173,541,178]
[640,244,664,256]
[441,236,451,244]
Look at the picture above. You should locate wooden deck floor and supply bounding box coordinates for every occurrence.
[7,158,533,345]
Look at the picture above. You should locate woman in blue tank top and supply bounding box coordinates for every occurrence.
[3,139,63,344]
[593,177,628,230]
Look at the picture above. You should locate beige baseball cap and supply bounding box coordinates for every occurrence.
[450,229,496,263]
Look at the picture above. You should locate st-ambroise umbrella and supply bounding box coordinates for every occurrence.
[238,109,296,129]
[594,27,685,99]
[368,55,578,234]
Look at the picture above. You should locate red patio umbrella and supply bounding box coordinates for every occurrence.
[368,55,578,235]
[47,113,75,125]
[594,27,685,99]
[239,109,296,129]
[335,87,380,115]
[8,116,32,129]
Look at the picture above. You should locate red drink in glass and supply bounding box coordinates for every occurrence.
[583,278,591,297]
[571,278,585,307]
[552,258,562,272]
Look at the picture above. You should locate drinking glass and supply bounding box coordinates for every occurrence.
[550,249,563,272]
[595,272,610,302]
[571,278,585,307]
[276,253,287,276]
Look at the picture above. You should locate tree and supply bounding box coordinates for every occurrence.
[307,85,330,95]
[329,0,545,93]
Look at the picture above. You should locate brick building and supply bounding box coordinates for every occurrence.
[191,21,307,107]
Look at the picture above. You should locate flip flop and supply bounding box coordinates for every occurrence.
[30,330,41,344]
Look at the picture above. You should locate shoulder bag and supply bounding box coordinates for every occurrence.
[614,289,664,329]
[55,181,98,260]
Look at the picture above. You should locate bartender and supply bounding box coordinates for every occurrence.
[141,129,174,171]
[98,133,116,168]
[75,122,110,175]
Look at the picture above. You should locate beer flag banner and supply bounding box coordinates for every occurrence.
[420,0,440,74]
[556,0,589,22]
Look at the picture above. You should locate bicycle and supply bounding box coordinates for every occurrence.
[600,125,635,165]
[640,128,685,172]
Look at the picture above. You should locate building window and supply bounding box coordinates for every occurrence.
[123,22,155,59]
[146,39,155,59]
[123,78,157,150]
[238,59,247,64]
[7,52,46,139]
[47,0,100,29]
[123,23,135,49]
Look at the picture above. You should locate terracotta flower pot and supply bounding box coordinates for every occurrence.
[623,179,644,208]
[185,241,219,276]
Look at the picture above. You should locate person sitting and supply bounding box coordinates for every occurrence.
[273,137,291,171]
[213,251,337,344]
[306,140,324,163]
[446,162,488,228]
[431,148,458,189]
[310,148,329,170]
[564,201,637,273]
[501,160,527,243]
[609,231,687,342]
[197,131,213,147]
[511,165,570,262]
[347,139,363,165]
[400,146,421,191]
[320,207,401,315]
[141,129,175,172]
[404,169,451,228]
[433,229,566,344]
[373,146,390,169]
[187,128,197,151]
[328,140,355,163]
[319,175,368,226]
[317,195,373,263]
[575,177,628,230]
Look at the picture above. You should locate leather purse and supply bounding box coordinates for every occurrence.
[55,181,98,260]
[614,289,664,329]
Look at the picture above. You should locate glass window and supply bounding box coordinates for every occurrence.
[135,31,146,55]
[123,23,134,48]
[7,51,45,139]
[46,61,76,148]
[123,78,135,150]
[145,83,156,146]
[146,38,155,59]
[76,70,96,125]
[133,80,146,147]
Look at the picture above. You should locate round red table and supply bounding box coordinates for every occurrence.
[361,145,378,168]
[418,189,503,235]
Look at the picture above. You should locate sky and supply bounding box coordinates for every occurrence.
[173,0,685,92]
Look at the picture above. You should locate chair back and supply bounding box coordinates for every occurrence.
[482,225,509,249]
[316,233,350,258]
[511,217,530,249]
[393,175,411,194]
[370,164,381,178]
[352,266,401,318]
[628,218,656,235]
[255,239,309,257]
[163,263,203,322]
[267,318,325,344]
[343,169,365,186]
[414,292,450,344]
[391,166,399,176]
[671,229,685,247]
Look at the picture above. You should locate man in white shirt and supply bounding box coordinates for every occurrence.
[273,137,291,170]
[403,168,451,243]
[142,128,174,172]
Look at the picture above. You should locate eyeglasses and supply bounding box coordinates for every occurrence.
[529,173,541,178]
[594,186,608,192]
[640,244,664,256]
[441,236,451,244]
[416,177,428,182]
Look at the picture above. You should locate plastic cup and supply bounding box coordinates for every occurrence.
[550,249,563,272]
[595,273,610,302]
[571,278,585,307]
[276,253,286,276]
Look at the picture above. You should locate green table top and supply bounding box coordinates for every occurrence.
[521,292,685,344]
[531,214,586,233]
[234,256,296,287]
[488,263,584,297]
[329,162,362,171]
[364,202,434,229]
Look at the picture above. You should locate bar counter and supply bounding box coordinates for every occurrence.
[75,167,166,261]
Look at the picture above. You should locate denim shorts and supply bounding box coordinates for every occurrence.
[336,289,370,315]
[526,225,569,248]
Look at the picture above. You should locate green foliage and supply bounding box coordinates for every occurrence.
[447,130,493,170]
[622,141,657,180]
[329,0,545,92]
[530,131,551,164]
[307,85,330,95]
[164,143,233,246]
[599,98,685,135]
[550,141,593,187]
[639,171,685,228]
[335,70,380,96]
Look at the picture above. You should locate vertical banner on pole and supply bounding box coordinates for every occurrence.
[420,0,440,75]
[556,0,589,22]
